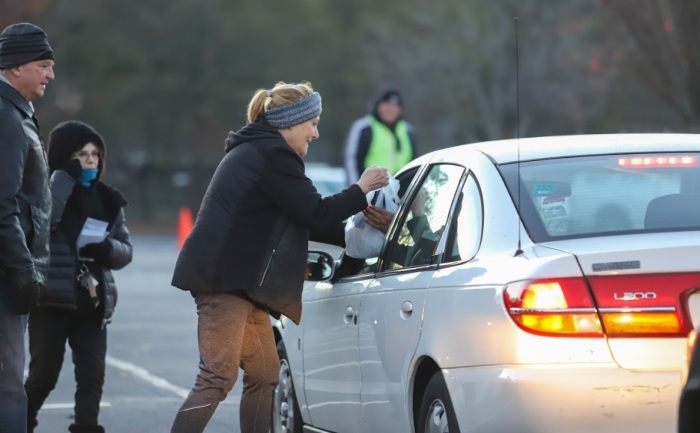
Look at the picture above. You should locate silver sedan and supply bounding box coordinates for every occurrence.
[273,133,700,433]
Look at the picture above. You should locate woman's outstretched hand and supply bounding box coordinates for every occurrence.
[356,165,389,194]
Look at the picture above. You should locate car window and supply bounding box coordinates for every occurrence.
[500,152,700,241]
[384,164,465,270]
[443,174,483,263]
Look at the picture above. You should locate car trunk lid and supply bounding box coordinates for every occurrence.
[542,232,700,370]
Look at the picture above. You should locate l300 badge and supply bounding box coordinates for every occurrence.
[592,260,641,271]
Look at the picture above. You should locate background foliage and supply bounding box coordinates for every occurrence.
[2,0,698,222]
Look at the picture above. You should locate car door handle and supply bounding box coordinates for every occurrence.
[344,306,355,324]
[401,301,413,319]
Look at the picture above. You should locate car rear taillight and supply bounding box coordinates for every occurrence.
[504,278,603,337]
[505,274,700,338]
[588,274,698,338]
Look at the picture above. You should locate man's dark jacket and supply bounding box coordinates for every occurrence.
[172,120,368,324]
[0,80,51,294]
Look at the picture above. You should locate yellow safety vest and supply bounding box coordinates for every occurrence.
[364,116,413,175]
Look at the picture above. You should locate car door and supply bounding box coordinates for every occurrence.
[358,164,466,432]
[300,268,370,433]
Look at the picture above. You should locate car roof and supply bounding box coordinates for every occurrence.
[408,133,700,168]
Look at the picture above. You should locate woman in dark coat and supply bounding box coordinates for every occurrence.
[24,120,133,433]
[169,81,389,433]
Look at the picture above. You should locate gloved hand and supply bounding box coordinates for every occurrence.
[79,240,112,263]
[62,158,83,180]
[10,281,40,314]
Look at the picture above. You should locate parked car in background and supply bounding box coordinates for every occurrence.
[679,326,700,433]
[305,162,348,197]
[272,133,700,433]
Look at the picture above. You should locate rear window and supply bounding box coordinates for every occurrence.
[500,153,700,241]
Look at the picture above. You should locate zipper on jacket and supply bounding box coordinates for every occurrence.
[258,248,276,286]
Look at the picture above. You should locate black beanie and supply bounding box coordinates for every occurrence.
[377,89,402,107]
[0,22,54,69]
[47,121,106,174]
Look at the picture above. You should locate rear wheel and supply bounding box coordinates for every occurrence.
[271,341,302,433]
[417,372,459,433]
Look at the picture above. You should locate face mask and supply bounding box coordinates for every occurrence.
[79,168,98,187]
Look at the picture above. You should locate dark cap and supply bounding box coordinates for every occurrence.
[377,89,402,106]
[0,22,54,69]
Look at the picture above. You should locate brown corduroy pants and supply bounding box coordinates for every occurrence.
[170,292,279,433]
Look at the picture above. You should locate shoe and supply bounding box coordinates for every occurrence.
[68,424,105,433]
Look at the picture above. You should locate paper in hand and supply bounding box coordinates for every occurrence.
[76,217,108,250]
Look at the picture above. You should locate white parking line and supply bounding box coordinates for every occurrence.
[27,355,240,408]
[43,402,111,410]
[105,355,190,399]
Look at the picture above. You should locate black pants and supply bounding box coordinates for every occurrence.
[25,308,107,428]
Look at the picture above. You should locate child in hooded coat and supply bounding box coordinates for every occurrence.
[24,120,133,433]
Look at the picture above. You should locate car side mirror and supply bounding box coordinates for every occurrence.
[305,250,335,281]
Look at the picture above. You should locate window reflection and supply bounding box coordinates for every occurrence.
[387,164,464,270]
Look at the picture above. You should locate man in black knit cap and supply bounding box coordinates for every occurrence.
[0,22,55,433]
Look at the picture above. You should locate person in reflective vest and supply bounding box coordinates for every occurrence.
[344,89,416,183]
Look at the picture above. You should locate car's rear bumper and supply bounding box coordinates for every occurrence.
[444,364,680,433]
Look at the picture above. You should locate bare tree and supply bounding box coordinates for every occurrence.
[603,0,700,128]
[0,0,51,29]
[360,0,615,151]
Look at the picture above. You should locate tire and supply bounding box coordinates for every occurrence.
[417,372,460,433]
[271,340,303,433]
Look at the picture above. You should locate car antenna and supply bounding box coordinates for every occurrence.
[514,16,524,257]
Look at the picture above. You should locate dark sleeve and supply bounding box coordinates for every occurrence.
[102,208,133,271]
[407,214,429,243]
[0,110,36,283]
[260,146,368,232]
[356,127,372,176]
[49,170,77,230]
[310,220,346,247]
[407,128,417,160]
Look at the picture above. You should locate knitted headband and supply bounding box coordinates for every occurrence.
[264,92,322,128]
[0,23,54,69]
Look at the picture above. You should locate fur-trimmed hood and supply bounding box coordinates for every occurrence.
[47,120,106,177]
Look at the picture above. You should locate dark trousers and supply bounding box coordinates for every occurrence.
[0,291,29,433]
[24,308,107,429]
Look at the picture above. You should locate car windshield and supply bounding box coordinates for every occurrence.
[500,152,700,241]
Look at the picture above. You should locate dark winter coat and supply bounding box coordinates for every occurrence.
[38,120,132,324]
[0,80,51,290]
[172,120,368,324]
[39,171,131,324]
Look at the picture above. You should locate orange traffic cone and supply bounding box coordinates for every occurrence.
[177,206,194,250]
